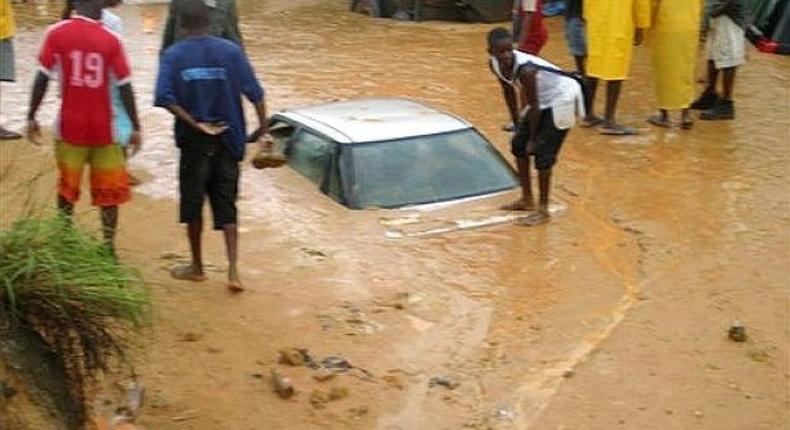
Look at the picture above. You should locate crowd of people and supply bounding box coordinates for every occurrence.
[0,0,750,286]
[495,0,747,224]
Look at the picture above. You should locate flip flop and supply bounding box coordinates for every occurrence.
[600,125,638,136]
[170,264,207,282]
[0,128,22,141]
[647,115,672,128]
[580,116,604,128]
[227,280,245,293]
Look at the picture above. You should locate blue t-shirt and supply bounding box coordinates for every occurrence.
[154,35,264,160]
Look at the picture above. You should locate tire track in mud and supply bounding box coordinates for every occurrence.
[511,161,684,428]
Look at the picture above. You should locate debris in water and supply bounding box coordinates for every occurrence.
[429,375,460,390]
[322,356,353,372]
[310,389,329,409]
[271,370,295,399]
[329,386,350,401]
[728,321,747,342]
[313,368,337,382]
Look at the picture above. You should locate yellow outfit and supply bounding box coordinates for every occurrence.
[0,0,15,40]
[650,0,701,110]
[585,0,651,80]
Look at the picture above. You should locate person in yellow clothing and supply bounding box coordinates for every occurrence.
[648,0,701,129]
[584,0,651,135]
[0,0,22,140]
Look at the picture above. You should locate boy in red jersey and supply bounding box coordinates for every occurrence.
[27,0,141,254]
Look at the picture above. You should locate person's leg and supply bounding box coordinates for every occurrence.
[185,220,205,276]
[648,108,671,128]
[582,76,601,126]
[55,140,87,219]
[599,80,637,135]
[691,60,720,109]
[680,108,693,129]
[603,80,622,127]
[538,168,551,214]
[172,138,209,282]
[57,194,75,217]
[221,224,242,292]
[502,115,536,211]
[88,143,131,254]
[100,205,118,253]
[207,138,243,291]
[721,66,736,101]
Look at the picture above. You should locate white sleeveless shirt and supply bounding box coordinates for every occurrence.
[490,50,585,129]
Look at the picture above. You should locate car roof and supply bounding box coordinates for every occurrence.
[272,98,472,144]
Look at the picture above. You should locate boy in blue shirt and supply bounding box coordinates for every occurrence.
[155,0,267,292]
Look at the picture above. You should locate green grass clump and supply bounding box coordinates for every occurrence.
[0,215,151,426]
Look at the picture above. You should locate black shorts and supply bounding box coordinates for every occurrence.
[178,132,239,230]
[511,108,569,170]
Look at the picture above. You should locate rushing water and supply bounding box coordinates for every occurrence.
[2,1,788,429]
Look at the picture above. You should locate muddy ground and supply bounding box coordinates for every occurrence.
[0,1,788,429]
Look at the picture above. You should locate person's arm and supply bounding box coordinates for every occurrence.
[119,84,142,156]
[518,68,540,153]
[633,0,651,45]
[500,81,520,127]
[225,0,243,48]
[518,0,536,48]
[235,48,268,147]
[26,72,50,145]
[161,1,177,53]
[28,31,58,145]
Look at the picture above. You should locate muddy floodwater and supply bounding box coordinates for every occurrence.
[1,1,788,429]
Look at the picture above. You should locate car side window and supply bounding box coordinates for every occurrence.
[288,131,334,188]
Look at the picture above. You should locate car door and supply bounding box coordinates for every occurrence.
[287,129,344,204]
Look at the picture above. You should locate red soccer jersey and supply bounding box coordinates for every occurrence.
[38,16,131,146]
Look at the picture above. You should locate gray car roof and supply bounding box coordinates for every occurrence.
[272,98,472,144]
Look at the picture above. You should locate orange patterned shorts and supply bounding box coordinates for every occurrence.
[55,140,131,207]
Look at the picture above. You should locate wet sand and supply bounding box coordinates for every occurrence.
[1,1,788,429]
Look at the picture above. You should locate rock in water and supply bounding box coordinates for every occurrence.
[271,370,295,399]
[728,321,747,342]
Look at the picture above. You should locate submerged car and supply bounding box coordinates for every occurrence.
[267,98,519,210]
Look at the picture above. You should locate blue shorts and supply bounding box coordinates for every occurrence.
[564,17,587,58]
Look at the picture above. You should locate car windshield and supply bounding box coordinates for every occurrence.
[350,129,518,208]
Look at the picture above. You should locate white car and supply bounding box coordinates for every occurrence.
[268,97,519,210]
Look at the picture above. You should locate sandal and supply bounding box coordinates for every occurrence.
[647,114,672,128]
[170,264,207,282]
[0,127,22,141]
[600,125,639,136]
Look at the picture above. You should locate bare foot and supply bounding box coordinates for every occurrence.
[227,278,245,293]
[581,116,604,128]
[170,264,207,282]
[500,199,536,211]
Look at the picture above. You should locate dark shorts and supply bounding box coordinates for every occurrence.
[564,17,587,57]
[179,132,239,230]
[0,38,15,82]
[511,108,569,170]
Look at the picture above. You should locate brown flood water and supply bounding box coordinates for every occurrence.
[1,1,788,429]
